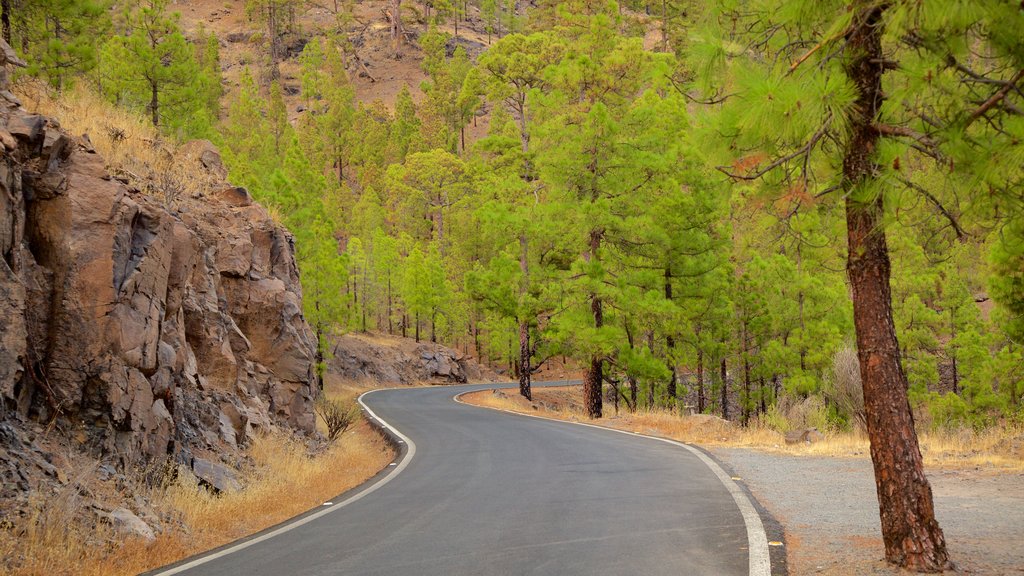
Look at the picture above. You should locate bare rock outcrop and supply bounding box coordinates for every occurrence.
[0,84,317,474]
[328,333,498,385]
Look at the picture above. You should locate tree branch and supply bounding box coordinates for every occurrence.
[964,68,1024,129]
[899,178,967,240]
[717,119,830,181]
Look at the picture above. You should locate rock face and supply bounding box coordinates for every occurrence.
[0,99,317,472]
[329,333,496,385]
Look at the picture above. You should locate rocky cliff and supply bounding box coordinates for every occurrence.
[0,68,318,483]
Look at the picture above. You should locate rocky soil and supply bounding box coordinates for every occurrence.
[0,44,319,542]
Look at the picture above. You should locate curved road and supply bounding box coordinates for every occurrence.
[150,383,770,576]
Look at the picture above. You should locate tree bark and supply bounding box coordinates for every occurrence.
[719,357,728,420]
[390,0,403,57]
[697,348,705,413]
[759,374,767,415]
[843,2,950,570]
[150,80,159,127]
[387,276,394,334]
[518,320,531,400]
[583,228,603,419]
[742,335,751,426]
[518,234,532,400]
[664,265,676,406]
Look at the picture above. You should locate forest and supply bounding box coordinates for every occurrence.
[8,0,1023,570]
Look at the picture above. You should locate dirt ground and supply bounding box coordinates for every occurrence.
[715,448,1024,575]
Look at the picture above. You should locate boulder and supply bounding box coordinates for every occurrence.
[179,139,227,179]
[785,427,825,445]
[107,507,156,544]
[192,457,242,494]
[215,186,252,207]
[7,114,44,142]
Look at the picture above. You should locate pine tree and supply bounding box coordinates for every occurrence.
[13,0,110,90]
[99,0,211,135]
[694,1,1024,569]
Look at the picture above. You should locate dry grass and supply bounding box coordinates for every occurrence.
[0,379,394,576]
[462,387,1024,472]
[13,78,221,208]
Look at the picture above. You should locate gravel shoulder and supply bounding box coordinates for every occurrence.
[711,448,1024,575]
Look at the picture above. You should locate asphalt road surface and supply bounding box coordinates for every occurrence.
[149,383,769,576]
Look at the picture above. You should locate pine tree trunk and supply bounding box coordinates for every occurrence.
[664,265,676,406]
[389,0,402,56]
[583,355,602,419]
[742,343,751,426]
[843,2,949,570]
[583,229,603,419]
[759,374,767,415]
[518,320,531,400]
[518,234,532,400]
[474,322,481,360]
[388,276,394,334]
[314,317,325,391]
[415,311,420,342]
[697,348,705,413]
[719,357,728,420]
[150,80,159,127]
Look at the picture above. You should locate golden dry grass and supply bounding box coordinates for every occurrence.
[0,379,394,576]
[462,387,1024,472]
[13,78,221,207]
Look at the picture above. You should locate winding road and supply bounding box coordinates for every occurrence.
[148,383,772,576]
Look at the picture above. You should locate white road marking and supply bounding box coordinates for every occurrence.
[453,389,773,576]
[149,388,417,576]
[322,502,333,506]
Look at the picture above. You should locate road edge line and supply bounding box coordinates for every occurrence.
[146,388,416,576]
[452,390,772,576]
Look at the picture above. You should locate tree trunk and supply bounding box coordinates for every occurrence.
[742,339,751,426]
[431,310,437,343]
[843,2,949,570]
[518,234,532,400]
[582,228,603,419]
[949,310,959,395]
[719,357,728,420]
[583,233,604,419]
[414,311,420,342]
[664,265,676,406]
[387,276,394,334]
[390,0,403,56]
[518,320,531,400]
[474,321,481,360]
[697,348,705,413]
[150,80,159,127]
[759,374,767,415]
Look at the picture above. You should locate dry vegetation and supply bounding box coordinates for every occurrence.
[461,387,1024,472]
[14,79,223,210]
[0,375,394,576]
